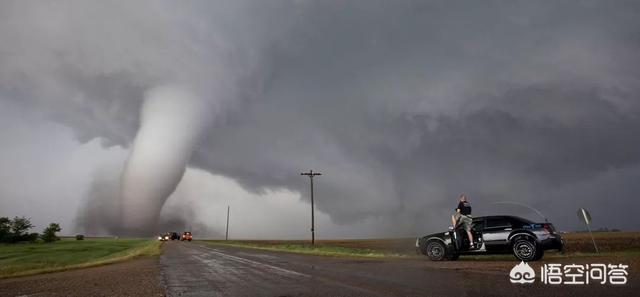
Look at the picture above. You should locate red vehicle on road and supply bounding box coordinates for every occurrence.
[181,232,192,241]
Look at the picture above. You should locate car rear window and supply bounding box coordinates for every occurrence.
[508,216,534,227]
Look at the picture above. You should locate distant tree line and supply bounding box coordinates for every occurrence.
[0,216,61,243]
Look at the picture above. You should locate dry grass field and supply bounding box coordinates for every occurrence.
[560,232,640,253]
[205,231,640,257]
[204,232,640,274]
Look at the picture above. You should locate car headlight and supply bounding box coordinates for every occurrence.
[158,236,162,240]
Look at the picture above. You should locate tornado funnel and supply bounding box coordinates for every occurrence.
[120,85,210,235]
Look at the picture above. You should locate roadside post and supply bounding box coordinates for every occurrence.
[225,205,230,241]
[301,170,321,245]
[577,208,599,254]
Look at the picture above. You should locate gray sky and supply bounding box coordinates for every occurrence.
[1,0,639,238]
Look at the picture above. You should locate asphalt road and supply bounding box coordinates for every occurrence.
[160,241,637,297]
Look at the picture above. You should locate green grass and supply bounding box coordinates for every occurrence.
[0,238,160,278]
[200,240,403,258]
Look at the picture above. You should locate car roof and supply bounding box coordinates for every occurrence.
[473,215,534,223]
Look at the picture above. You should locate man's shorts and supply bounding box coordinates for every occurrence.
[459,215,472,231]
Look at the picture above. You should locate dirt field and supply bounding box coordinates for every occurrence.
[560,232,640,253]
[0,257,163,297]
[226,232,640,255]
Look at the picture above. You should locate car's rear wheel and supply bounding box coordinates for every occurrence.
[512,238,539,261]
[532,248,544,261]
[426,240,447,261]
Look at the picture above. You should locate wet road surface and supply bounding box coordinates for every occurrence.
[160,241,637,297]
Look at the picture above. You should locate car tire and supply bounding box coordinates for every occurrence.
[532,248,544,261]
[512,237,538,261]
[426,240,447,261]
[446,252,460,261]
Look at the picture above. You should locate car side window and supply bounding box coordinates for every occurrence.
[485,218,512,229]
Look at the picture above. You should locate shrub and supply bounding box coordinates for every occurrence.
[0,216,36,243]
[10,216,33,242]
[42,223,62,243]
[0,217,10,242]
[23,232,40,242]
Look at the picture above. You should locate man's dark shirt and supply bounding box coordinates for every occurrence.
[457,201,472,215]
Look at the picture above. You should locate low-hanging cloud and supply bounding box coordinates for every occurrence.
[2,0,640,236]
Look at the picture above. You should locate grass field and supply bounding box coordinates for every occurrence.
[202,232,640,259]
[0,238,160,278]
[201,240,395,258]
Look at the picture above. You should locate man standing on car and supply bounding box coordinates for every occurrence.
[455,195,474,248]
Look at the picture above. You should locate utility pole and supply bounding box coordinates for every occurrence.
[301,170,321,245]
[225,205,230,241]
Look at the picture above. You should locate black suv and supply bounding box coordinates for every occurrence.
[416,215,564,261]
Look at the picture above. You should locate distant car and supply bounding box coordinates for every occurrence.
[181,232,192,241]
[416,215,564,261]
[170,232,180,240]
[158,233,170,241]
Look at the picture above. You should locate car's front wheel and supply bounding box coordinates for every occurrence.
[426,240,447,261]
[512,238,541,261]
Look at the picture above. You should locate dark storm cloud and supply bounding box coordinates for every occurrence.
[2,0,640,235]
[190,1,640,232]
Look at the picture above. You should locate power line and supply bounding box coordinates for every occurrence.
[301,170,321,245]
